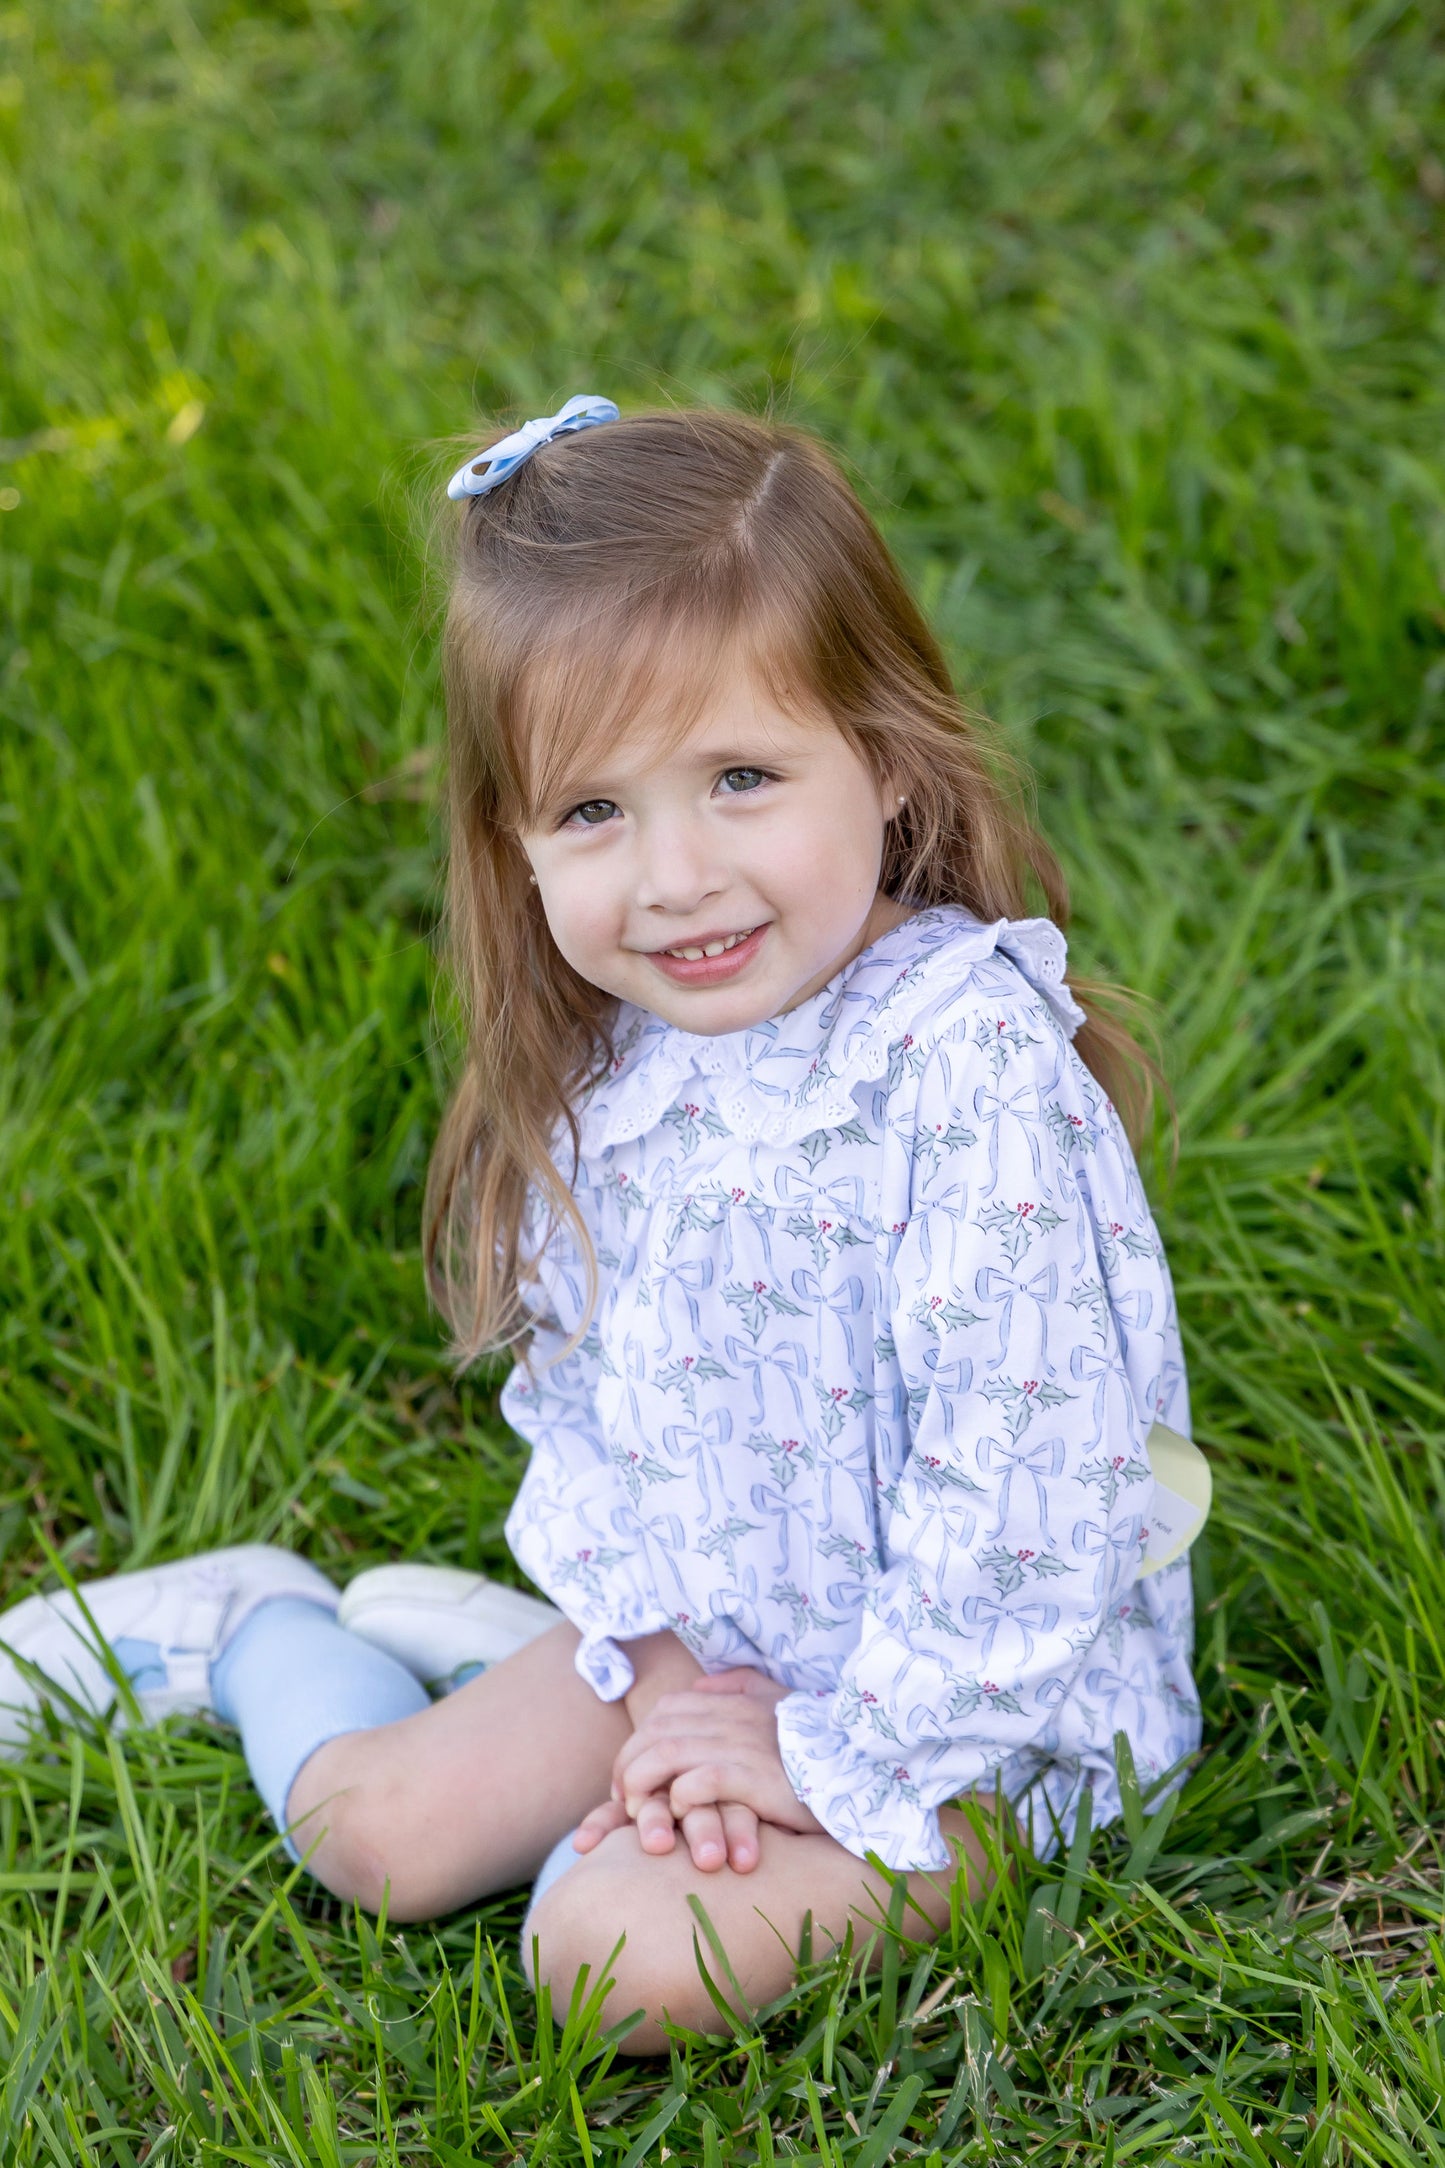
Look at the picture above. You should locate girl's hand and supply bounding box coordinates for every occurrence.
[611,1668,823,1843]
[570,1790,763,1874]
[571,1642,764,1873]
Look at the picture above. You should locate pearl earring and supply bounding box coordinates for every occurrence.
[528,875,537,885]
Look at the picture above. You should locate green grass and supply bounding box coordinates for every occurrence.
[2,0,1445,2157]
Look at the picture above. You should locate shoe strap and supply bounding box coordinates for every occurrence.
[161,1648,214,1701]
[156,1575,234,1691]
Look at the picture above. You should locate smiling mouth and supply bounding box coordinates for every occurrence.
[658,926,761,961]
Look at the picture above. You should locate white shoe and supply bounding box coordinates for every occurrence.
[0,1545,338,1756]
[337,1564,561,1694]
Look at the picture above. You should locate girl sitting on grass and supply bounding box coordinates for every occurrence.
[0,399,1205,2052]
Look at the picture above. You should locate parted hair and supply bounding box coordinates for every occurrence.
[426,406,1156,1365]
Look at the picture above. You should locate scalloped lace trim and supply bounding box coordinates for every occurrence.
[575,907,1086,1153]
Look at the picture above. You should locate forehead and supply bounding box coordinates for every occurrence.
[515,629,837,816]
[578,682,826,782]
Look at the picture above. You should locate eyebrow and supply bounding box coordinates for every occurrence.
[551,735,809,802]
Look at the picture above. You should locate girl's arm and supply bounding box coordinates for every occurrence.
[501,1205,673,1701]
[767,1005,1187,1871]
[621,1628,704,1725]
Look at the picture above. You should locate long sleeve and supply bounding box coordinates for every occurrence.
[502,1194,671,1700]
[775,1005,1165,1869]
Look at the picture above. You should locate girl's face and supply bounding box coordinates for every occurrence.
[518,669,912,1035]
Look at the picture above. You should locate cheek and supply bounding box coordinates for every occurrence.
[774,790,885,896]
[535,864,619,960]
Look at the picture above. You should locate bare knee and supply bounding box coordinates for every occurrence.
[530,1890,726,2052]
[285,1747,434,1919]
[527,1847,771,2054]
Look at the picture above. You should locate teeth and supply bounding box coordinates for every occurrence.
[665,926,755,961]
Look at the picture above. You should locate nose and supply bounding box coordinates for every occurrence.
[631,810,727,917]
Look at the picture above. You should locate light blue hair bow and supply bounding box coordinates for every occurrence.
[446,394,619,501]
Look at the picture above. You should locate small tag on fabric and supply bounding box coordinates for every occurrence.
[1140,1422,1212,1576]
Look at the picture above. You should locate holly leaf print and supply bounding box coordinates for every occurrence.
[615,1449,682,1502]
[973,1013,1037,1079]
[949,1677,1026,1719]
[723,1277,806,1343]
[979,1374,1073,1441]
[1046,1101,1095,1155]
[697,1513,760,1574]
[886,1033,929,1091]
[784,1211,866,1271]
[776,1582,845,1636]
[798,1118,871,1170]
[1098,1219,1158,1271]
[745,1431,815,1487]
[978,1544,1071,1597]
[910,1451,985,1496]
[836,1681,902,1744]
[1067,1279,1110,1339]
[654,1353,730,1414]
[820,1529,875,1568]
[553,1546,632,1599]
[976,1197,1064,1264]
[603,1170,645,1224]
[866,1764,923,1812]
[913,1117,980,1178]
[909,1290,984,1338]
[662,1098,731,1153]
[1077,1451,1151,1511]
[813,1377,871,1439]
[905,1565,967,1637]
[663,1192,728,1253]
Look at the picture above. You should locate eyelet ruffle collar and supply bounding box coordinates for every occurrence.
[575,906,1087,1153]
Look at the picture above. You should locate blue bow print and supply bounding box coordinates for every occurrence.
[446,393,619,500]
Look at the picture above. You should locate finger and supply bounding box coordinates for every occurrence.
[614,1713,727,1784]
[571,1800,629,1854]
[621,1737,733,1804]
[720,1801,761,1873]
[679,1804,729,1873]
[668,1755,802,1825]
[666,1760,738,1819]
[633,1792,678,1856]
[621,1698,764,1755]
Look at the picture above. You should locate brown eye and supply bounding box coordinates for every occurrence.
[565,799,618,827]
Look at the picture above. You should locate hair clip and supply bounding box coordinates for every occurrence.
[446,394,619,501]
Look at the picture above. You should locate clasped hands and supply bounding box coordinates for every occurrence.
[573,1668,823,1874]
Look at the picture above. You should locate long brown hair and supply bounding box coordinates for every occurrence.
[426,406,1155,1365]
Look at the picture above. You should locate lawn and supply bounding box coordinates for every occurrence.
[3,0,1445,2158]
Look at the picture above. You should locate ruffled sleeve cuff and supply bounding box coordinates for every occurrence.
[571,1612,674,1701]
[504,1500,671,1705]
[775,1690,954,1874]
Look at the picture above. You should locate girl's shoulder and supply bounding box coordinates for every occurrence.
[571,906,1088,1155]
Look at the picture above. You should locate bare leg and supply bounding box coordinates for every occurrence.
[529,1799,999,2055]
[285,1622,629,1918]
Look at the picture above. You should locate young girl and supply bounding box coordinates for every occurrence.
[0,398,1204,2052]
